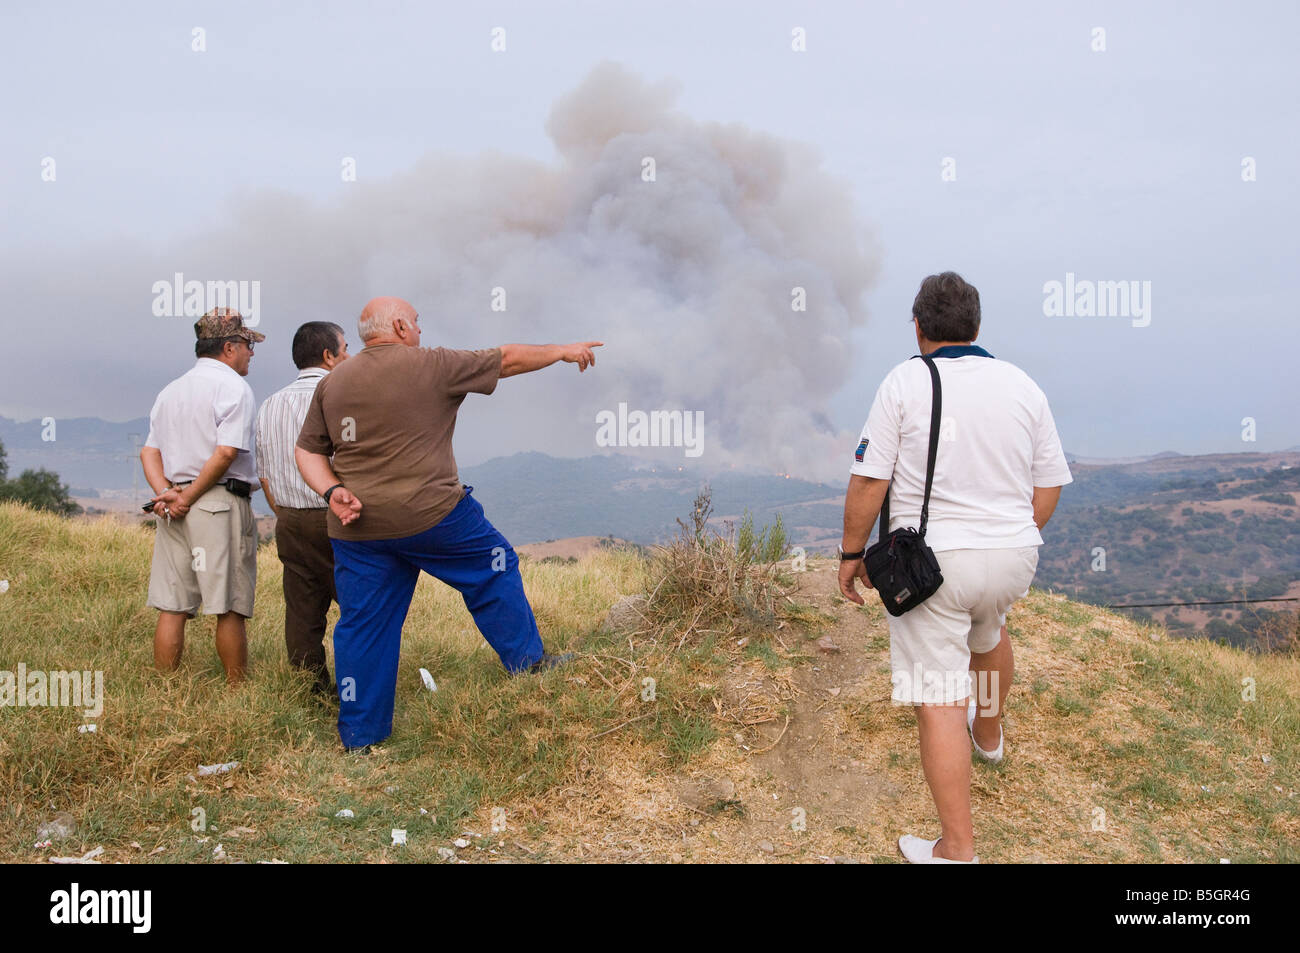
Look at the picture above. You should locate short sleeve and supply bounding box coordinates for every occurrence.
[1030,389,1073,487]
[296,380,335,456]
[215,382,255,451]
[144,393,162,449]
[435,347,501,397]
[849,371,902,480]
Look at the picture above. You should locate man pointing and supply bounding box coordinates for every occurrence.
[294,296,601,751]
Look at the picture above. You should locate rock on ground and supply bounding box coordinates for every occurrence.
[602,594,649,633]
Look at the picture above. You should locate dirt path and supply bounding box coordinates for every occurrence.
[610,562,924,863]
[696,565,907,858]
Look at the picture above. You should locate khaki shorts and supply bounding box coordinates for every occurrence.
[888,546,1038,705]
[147,485,257,617]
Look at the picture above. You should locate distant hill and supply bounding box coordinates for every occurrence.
[1035,451,1300,650]
[460,451,839,546]
[466,449,1300,652]
[0,415,149,491]
[1065,450,1185,466]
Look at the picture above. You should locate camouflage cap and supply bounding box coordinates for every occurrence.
[194,307,266,343]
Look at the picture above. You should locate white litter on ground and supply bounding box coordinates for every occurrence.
[197,761,240,776]
[419,668,437,692]
[49,846,104,865]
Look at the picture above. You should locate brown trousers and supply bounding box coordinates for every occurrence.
[274,506,336,691]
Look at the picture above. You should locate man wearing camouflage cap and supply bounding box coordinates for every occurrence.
[139,307,265,684]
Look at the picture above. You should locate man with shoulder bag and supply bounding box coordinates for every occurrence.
[838,272,1072,863]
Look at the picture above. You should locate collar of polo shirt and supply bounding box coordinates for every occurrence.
[925,344,995,359]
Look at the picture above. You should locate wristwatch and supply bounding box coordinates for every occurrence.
[323,483,344,503]
[838,544,866,561]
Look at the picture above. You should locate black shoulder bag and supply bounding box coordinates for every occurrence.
[863,354,944,616]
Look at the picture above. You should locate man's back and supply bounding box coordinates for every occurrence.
[297,342,500,540]
[148,358,256,483]
[256,367,328,509]
[854,351,1072,551]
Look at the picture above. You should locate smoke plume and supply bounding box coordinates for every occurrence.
[7,62,880,481]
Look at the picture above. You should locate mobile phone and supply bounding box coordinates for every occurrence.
[142,501,156,512]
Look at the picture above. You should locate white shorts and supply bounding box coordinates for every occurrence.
[888,546,1039,705]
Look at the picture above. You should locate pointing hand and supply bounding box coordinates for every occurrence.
[561,342,603,372]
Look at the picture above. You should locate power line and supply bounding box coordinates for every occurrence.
[1106,596,1299,609]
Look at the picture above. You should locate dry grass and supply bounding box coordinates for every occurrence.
[1,500,1296,863]
[641,487,800,644]
[1254,609,1300,654]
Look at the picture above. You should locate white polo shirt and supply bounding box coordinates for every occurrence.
[145,358,258,485]
[850,346,1073,551]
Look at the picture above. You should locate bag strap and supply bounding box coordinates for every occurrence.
[877,353,943,540]
[917,354,942,537]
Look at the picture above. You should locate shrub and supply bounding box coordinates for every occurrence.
[643,486,794,642]
[1257,493,1296,506]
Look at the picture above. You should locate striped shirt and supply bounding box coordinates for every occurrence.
[255,367,330,509]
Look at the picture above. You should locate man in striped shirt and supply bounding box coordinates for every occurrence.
[256,321,350,694]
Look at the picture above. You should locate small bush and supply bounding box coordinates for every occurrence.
[643,486,794,643]
[1256,610,1300,655]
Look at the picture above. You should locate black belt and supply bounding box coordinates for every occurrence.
[173,478,252,498]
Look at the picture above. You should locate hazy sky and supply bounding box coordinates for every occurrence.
[2,0,1296,478]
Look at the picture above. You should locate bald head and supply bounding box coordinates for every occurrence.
[358,296,420,345]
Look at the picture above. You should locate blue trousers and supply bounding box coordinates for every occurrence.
[329,486,544,748]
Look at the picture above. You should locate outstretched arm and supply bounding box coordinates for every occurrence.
[499,342,603,378]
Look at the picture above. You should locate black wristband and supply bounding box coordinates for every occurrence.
[323,483,344,503]
[838,545,866,561]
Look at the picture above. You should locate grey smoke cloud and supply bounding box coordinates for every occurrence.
[5,62,878,481]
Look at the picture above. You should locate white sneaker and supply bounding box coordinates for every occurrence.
[898,834,979,864]
[967,702,1004,763]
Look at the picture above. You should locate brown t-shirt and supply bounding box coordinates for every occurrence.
[296,343,501,540]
